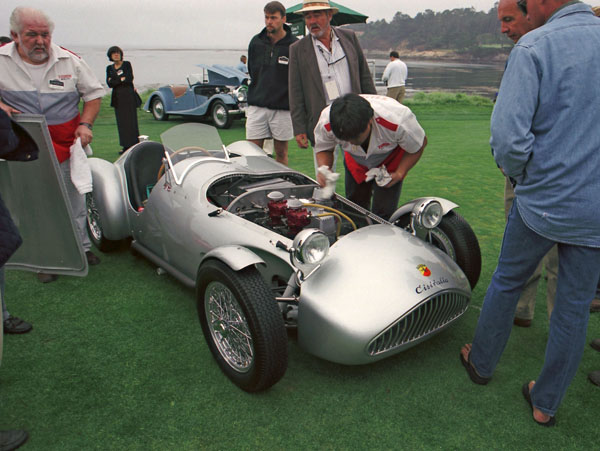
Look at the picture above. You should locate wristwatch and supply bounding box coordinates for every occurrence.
[79,122,93,130]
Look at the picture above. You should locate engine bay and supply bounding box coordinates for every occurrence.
[207,172,385,242]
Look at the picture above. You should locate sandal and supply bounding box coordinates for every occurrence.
[521,382,556,427]
[460,345,491,385]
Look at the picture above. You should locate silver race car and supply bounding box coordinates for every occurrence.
[86,123,481,392]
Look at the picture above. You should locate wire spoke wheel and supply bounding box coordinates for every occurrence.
[197,260,288,392]
[205,281,254,372]
[85,193,118,252]
[86,193,102,243]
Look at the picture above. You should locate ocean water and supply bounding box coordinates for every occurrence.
[74,47,504,98]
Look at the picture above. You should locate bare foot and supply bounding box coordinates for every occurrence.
[528,381,553,424]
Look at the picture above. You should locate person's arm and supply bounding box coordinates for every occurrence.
[315,150,335,186]
[106,65,120,88]
[0,109,18,155]
[247,40,255,81]
[288,42,309,148]
[490,46,538,184]
[0,100,21,116]
[122,61,134,83]
[353,33,376,95]
[75,98,101,147]
[387,137,427,187]
[382,63,390,84]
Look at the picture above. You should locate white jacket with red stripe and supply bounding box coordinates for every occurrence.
[0,42,104,126]
[313,94,425,169]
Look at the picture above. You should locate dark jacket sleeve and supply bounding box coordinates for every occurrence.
[0,110,38,161]
[0,109,19,155]
[121,61,134,84]
[106,64,120,88]
[337,28,376,95]
[289,40,309,137]
[0,109,38,266]
[353,33,376,95]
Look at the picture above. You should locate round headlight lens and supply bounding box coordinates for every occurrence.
[292,229,330,267]
[235,86,247,103]
[418,200,443,229]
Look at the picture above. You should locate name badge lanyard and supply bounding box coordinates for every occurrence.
[317,45,347,103]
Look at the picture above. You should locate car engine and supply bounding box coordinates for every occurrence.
[207,173,382,243]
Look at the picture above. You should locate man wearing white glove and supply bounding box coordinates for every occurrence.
[313,93,426,220]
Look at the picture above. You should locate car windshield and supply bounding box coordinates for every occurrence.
[187,73,207,85]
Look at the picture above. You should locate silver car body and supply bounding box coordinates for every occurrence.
[88,123,471,366]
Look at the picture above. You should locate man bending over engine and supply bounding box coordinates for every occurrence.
[314,93,427,220]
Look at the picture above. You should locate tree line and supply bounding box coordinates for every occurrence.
[350,5,512,59]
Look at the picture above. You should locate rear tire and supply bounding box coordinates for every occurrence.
[86,193,119,252]
[197,260,287,392]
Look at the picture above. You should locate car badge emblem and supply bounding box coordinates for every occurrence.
[417,264,431,277]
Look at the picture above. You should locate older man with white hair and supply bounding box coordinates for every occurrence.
[0,7,105,285]
[288,0,375,175]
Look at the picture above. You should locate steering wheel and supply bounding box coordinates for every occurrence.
[157,146,212,182]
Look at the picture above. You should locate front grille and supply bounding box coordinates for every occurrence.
[367,291,469,356]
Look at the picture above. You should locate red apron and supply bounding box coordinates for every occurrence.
[344,145,405,184]
[47,114,80,163]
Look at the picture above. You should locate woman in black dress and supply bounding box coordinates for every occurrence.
[106,46,140,154]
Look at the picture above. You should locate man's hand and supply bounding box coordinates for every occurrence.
[295,133,309,149]
[0,102,21,117]
[75,125,93,147]
[317,171,328,187]
[385,169,405,188]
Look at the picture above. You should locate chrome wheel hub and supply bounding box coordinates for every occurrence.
[86,195,102,242]
[205,281,254,372]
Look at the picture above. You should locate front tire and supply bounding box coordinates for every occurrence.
[429,211,481,289]
[151,97,169,121]
[197,260,287,392]
[86,193,119,252]
[211,100,233,129]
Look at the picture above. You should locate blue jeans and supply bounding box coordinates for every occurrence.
[470,200,600,416]
[343,159,403,221]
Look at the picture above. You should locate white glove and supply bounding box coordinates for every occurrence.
[365,166,392,187]
[317,165,340,199]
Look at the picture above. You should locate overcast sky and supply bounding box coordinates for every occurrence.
[1,0,499,49]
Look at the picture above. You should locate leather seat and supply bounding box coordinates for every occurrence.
[124,141,165,211]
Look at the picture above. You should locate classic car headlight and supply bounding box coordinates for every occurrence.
[234,86,247,103]
[414,200,443,229]
[291,229,329,274]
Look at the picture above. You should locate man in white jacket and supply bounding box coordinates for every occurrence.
[381,51,407,103]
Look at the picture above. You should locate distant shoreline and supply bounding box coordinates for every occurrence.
[364,49,509,65]
[71,45,509,65]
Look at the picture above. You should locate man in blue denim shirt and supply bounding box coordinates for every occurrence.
[460,0,600,426]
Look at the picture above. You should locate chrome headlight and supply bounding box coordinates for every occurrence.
[234,86,247,103]
[413,200,443,230]
[291,229,329,275]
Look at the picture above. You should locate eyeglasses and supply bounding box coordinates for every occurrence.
[517,0,527,15]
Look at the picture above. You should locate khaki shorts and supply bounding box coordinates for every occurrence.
[245,106,293,141]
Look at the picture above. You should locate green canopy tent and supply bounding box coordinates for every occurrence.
[285,2,368,36]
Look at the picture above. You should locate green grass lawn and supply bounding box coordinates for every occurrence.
[2,94,598,449]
